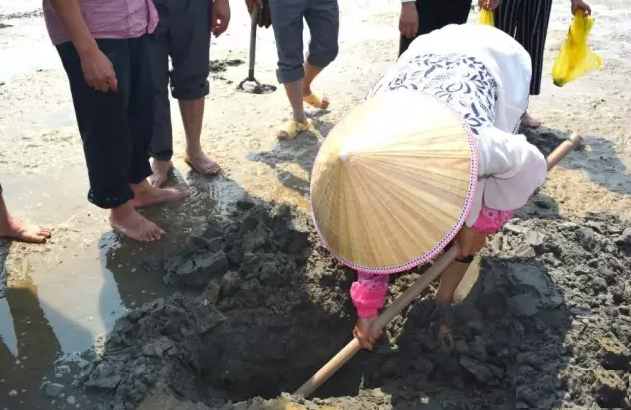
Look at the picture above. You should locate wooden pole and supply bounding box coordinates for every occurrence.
[546,132,582,170]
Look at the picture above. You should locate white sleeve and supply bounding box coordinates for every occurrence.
[401,0,415,3]
[478,127,548,211]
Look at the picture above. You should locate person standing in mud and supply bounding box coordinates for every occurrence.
[147,0,231,187]
[479,0,592,127]
[245,0,339,141]
[0,184,51,243]
[43,0,189,242]
[398,0,473,57]
[344,24,548,350]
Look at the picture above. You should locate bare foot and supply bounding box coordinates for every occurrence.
[522,111,542,128]
[149,159,174,188]
[0,217,51,243]
[110,204,164,242]
[129,180,189,208]
[184,151,221,176]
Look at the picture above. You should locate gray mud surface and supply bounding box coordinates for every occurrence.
[72,199,631,410]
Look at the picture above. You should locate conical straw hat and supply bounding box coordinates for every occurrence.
[310,89,478,273]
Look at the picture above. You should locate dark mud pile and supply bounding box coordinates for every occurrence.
[77,203,358,409]
[74,202,631,410]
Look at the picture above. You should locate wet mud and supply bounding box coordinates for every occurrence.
[70,200,631,410]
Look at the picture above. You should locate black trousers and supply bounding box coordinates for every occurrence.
[398,0,472,57]
[56,36,154,209]
[494,0,553,95]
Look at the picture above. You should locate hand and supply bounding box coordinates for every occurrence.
[79,48,118,92]
[399,3,418,39]
[478,0,501,11]
[571,0,591,16]
[353,316,383,351]
[454,226,487,259]
[212,0,231,37]
[245,0,262,14]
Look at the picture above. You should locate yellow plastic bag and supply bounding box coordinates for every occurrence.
[552,12,602,87]
[478,9,494,26]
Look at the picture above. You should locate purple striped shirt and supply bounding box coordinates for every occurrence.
[43,0,159,46]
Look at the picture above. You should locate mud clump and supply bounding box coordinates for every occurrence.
[209,59,245,73]
[76,204,631,410]
[78,203,356,409]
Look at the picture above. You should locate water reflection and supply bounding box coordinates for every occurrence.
[0,272,63,407]
[0,228,175,408]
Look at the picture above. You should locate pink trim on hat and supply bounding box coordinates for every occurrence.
[309,91,479,275]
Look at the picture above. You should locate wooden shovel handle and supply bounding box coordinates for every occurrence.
[547,132,582,171]
[294,132,583,399]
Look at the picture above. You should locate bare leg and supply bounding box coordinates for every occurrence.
[434,261,470,345]
[302,61,329,109]
[129,180,189,209]
[522,111,542,128]
[179,98,220,176]
[0,195,51,244]
[109,201,164,242]
[277,79,309,140]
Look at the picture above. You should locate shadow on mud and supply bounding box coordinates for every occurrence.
[245,116,336,198]
[522,125,631,197]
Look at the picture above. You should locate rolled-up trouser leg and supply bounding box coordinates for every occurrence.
[168,0,211,101]
[127,36,157,184]
[304,0,339,68]
[148,6,174,162]
[269,0,309,84]
[149,0,211,161]
[57,38,152,209]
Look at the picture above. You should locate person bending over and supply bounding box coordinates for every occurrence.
[351,24,548,349]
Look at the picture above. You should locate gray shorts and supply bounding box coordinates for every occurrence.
[149,0,211,161]
[269,0,340,84]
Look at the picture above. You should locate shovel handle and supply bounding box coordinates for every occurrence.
[547,132,582,171]
[248,6,259,74]
[294,132,584,399]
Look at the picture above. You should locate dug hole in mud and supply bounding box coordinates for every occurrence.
[76,137,631,410]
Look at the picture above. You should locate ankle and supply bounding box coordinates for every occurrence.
[153,158,172,165]
[434,292,455,306]
[293,110,308,124]
[130,180,154,196]
[185,146,204,158]
[110,202,135,221]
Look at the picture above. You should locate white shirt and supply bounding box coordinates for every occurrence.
[365,24,547,226]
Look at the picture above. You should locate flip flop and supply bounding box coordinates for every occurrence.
[277,119,312,141]
[303,93,330,110]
